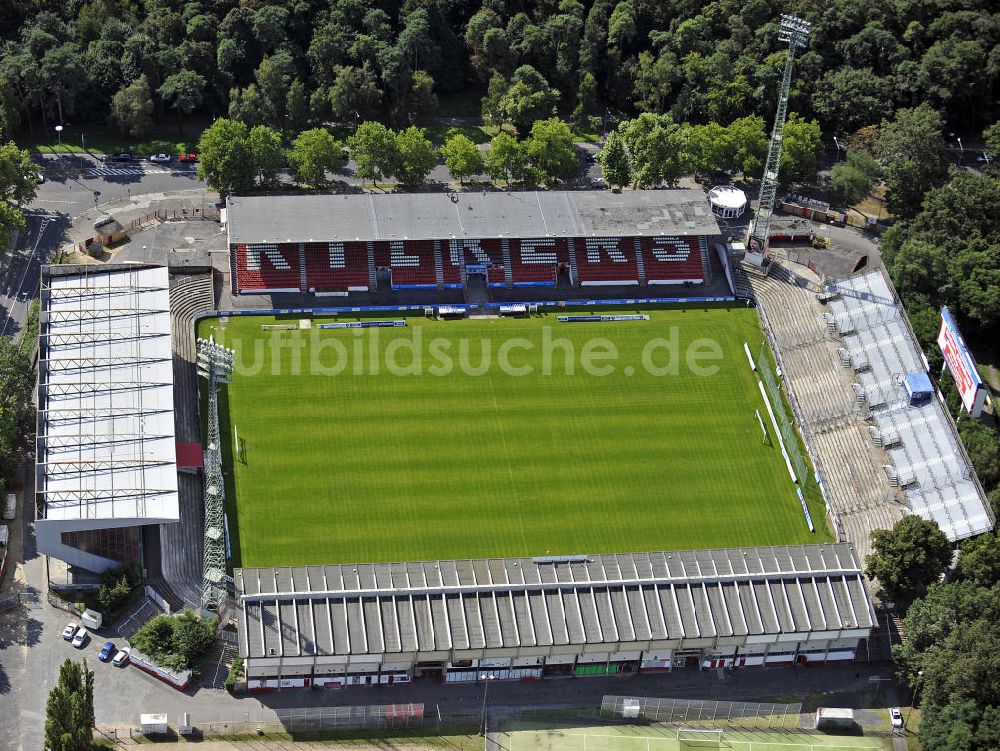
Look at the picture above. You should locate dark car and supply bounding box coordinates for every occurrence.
[98,641,116,662]
[109,152,132,162]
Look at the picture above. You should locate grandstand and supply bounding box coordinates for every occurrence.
[225,191,720,296]
[35,265,179,572]
[234,544,876,689]
[749,263,993,563]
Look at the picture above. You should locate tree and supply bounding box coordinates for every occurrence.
[831,150,882,207]
[957,419,1000,490]
[984,121,1000,160]
[328,65,381,124]
[498,65,559,135]
[248,125,284,188]
[893,581,1000,687]
[598,129,629,188]
[780,114,823,185]
[724,115,767,177]
[158,69,205,133]
[525,118,578,184]
[441,133,484,185]
[0,336,35,480]
[97,572,132,612]
[408,70,438,123]
[289,128,344,187]
[285,80,310,133]
[812,68,893,134]
[348,121,399,186]
[956,534,1000,587]
[110,75,153,138]
[0,139,40,242]
[876,104,950,220]
[481,73,508,126]
[920,700,980,751]
[616,113,685,188]
[485,131,532,186]
[196,118,255,195]
[393,126,437,186]
[866,515,952,606]
[132,611,217,672]
[44,659,94,751]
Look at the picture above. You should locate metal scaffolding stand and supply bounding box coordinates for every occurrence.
[197,336,235,612]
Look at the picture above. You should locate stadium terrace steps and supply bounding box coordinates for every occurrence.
[163,273,216,609]
[633,238,646,284]
[751,268,903,564]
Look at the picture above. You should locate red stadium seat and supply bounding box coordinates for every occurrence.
[509,238,558,286]
[640,236,704,285]
[304,241,370,291]
[387,240,437,288]
[234,242,301,292]
[572,237,639,286]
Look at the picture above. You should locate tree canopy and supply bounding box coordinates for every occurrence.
[0,0,995,146]
[44,659,94,751]
[865,515,952,606]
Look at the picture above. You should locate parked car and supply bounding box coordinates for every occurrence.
[148,153,171,163]
[890,708,904,729]
[590,177,608,188]
[178,153,198,163]
[109,152,132,162]
[98,641,117,662]
[71,627,89,648]
[62,622,79,641]
[112,646,132,667]
[584,152,596,163]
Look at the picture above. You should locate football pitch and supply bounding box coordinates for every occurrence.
[199,305,830,568]
[501,725,892,751]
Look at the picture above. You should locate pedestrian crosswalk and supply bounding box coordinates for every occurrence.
[85,166,179,177]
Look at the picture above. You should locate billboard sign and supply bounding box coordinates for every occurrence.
[937,306,986,417]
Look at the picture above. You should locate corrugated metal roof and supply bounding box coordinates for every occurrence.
[226,190,720,245]
[236,544,875,659]
[827,269,994,541]
[36,264,178,523]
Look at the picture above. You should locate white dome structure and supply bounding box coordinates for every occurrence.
[708,185,748,220]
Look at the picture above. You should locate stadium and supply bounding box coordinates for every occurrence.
[34,187,993,691]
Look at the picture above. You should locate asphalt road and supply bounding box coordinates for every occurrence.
[31,154,207,218]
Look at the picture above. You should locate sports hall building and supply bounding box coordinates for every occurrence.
[234,544,876,689]
[225,190,722,296]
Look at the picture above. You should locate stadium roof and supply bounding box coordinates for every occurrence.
[36,264,178,523]
[225,190,721,245]
[235,544,875,659]
[827,268,994,540]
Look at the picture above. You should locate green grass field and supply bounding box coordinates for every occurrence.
[503,725,891,751]
[199,306,830,567]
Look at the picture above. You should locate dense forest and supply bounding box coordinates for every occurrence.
[0,0,998,141]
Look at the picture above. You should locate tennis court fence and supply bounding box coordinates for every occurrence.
[599,696,803,728]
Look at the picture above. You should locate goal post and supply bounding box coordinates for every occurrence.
[675,728,723,749]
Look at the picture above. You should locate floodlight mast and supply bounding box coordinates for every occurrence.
[196,335,235,612]
[746,14,811,267]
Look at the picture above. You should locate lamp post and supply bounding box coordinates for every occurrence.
[957,136,964,164]
[905,670,923,728]
[478,673,496,736]
[833,136,843,162]
[55,124,63,147]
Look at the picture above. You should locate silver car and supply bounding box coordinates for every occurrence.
[71,627,89,648]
